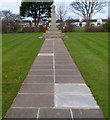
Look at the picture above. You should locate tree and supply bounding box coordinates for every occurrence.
[20,2,53,26]
[57,4,67,29]
[0,10,20,20]
[70,0,107,26]
[0,10,21,33]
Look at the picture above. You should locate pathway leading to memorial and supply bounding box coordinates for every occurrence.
[5,5,104,120]
[5,38,104,119]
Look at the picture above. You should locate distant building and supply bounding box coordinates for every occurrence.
[81,19,97,27]
[64,19,80,27]
[14,18,108,28]
[101,19,108,24]
[65,19,108,27]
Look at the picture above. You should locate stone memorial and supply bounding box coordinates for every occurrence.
[43,5,66,38]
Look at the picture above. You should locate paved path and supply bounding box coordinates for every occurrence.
[5,38,104,119]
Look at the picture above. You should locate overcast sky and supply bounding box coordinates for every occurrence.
[0,0,109,19]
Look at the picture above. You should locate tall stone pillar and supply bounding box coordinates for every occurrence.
[50,5,57,30]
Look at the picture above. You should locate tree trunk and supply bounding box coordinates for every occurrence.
[60,19,63,30]
[34,19,37,27]
[37,18,40,26]
[86,19,90,27]
[86,16,91,27]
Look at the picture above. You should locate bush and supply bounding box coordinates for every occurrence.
[74,27,85,32]
[22,26,47,33]
[37,25,46,32]
[62,27,73,32]
[17,28,24,33]
[103,20,110,32]
[22,27,35,32]
[2,20,21,33]
[85,26,105,32]
[62,25,75,32]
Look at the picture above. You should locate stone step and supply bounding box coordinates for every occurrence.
[46,31,62,34]
[44,34,65,38]
[46,32,63,35]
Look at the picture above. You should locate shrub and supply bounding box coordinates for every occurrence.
[22,26,46,33]
[37,25,46,32]
[2,20,21,33]
[103,20,110,32]
[85,26,105,32]
[17,28,24,33]
[63,27,73,32]
[74,27,85,32]
[22,27,35,32]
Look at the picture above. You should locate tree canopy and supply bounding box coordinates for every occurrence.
[20,2,53,26]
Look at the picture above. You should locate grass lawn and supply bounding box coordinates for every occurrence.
[2,32,44,117]
[63,32,108,118]
[0,33,2,119]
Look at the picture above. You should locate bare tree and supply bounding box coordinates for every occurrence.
[57,4,67,29]
[0,10,21,33]
[0,10,20,20]
[70,0,107,26]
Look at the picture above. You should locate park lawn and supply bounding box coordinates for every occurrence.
[2,32,44,117]
[63,32,108,118]
[0,33,2,120]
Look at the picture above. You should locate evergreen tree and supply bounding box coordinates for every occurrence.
[20,2,53,26]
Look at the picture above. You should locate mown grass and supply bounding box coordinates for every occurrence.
[0,33,2,120]
[2,32,44,117]
[63,32,108,118]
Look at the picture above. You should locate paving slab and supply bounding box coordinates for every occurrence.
[33,60,53,64]
[5,108,38,118]
[24,76,54,83]
[32,63,53,67]
[55,65,77,69]
[55,76,85,83]
[12,94,54,107]
[55,70,81,76]
[55,58,73,61]
[72,109,104,118]
[55,59,73,62]
[35,56,53,61]
[19,84,54,93]
[31,65,53,69]
[28,70,53,76]
[38,53,54,56]
[55,94,99,108]
[55,84,91,95]
[55,61,74,64]
[55,54,70,56]
[55,58,73,62]
[33,61,53,64]
[38,108,72,119]
[38,51,53,53]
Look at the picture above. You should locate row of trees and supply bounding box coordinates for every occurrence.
[0,0,108,33]
[19,0,107,28]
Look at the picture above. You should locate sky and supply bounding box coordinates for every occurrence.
[0,0,109,19]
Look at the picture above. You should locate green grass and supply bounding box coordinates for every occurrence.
[0,33,2,120]
[63,32,108,118]
[2,32,44,117]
